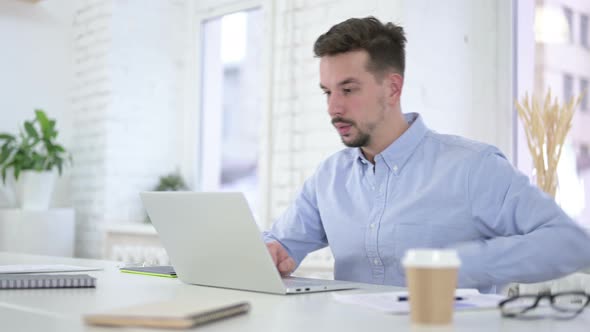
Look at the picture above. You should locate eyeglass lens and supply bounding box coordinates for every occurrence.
[552,293,589,312]
[501,293,590,319]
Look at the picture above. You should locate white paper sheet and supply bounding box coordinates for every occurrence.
[0,264,103,274]
[332,289,504,314]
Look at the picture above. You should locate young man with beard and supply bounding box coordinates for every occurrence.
[263,16,590,293]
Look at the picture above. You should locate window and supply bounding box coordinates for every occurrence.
[517,2,590,228]
[564,6,574,43]
[581,14,589,48]
[581,78,589,111]
[199,9,264,221]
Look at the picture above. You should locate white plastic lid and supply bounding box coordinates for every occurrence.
[402,249,461,268]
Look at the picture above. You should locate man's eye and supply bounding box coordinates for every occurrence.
[343,88,353,94]
[323,91,331,96]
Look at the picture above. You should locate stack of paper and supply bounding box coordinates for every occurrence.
[332,289,504,314]
[0,264,103,274]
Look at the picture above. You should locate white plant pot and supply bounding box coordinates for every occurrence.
[14,170,57,210]
[0,174,17,208]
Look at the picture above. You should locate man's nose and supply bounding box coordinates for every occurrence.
[327,94,344,117]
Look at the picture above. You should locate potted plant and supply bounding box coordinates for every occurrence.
[0,109,71,210]
[153,172,188,192]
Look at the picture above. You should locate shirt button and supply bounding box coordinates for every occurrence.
[393,165,398,172]
[373,258,380,265]
[369,223,375,229]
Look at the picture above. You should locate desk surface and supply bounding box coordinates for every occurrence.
[0,252,589,332]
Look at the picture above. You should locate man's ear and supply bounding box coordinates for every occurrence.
[385,72,403,106]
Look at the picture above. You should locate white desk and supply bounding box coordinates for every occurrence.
[0,252,589,332]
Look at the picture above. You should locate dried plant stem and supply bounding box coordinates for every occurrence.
[515,89,582,197]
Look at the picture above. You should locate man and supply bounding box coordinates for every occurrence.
[263,16,590,293]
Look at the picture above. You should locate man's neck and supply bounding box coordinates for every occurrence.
[361,113,410,164]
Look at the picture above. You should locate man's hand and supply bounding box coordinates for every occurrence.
[266,241,296,276]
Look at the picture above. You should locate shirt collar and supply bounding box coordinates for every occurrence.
[355,113,428,174]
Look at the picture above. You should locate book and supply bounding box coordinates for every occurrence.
[0,264,103,274]
[0,274,97,289]
[84,299,250,329]
[120,265,177,278]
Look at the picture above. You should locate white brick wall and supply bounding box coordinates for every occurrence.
[71,0,187,258]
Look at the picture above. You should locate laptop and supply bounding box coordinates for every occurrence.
[140,191,358,295]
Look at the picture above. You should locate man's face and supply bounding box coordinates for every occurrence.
[319,50,389,148]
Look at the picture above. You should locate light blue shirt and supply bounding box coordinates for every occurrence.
[264,113,590,293]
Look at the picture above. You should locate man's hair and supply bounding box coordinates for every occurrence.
[313,16,407,78]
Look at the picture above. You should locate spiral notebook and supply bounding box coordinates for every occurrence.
[84,299,250,329]
[0,274,96,289]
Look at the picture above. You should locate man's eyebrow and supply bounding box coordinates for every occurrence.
[337,78,360,86]
[319,78,361,90]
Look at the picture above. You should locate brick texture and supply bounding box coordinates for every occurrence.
[71,0,186,258]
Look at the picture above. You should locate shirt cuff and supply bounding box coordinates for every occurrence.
[453,240,493,290]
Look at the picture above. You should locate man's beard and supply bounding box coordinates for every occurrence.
[342,125,371,147]
[331,117,371,147]
[331,97,386,148]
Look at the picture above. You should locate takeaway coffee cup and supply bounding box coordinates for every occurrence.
[402,249,461,325]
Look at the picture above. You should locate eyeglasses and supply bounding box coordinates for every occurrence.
[499,291,590,320]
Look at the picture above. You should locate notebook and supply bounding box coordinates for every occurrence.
[0,264,103,274]
[120,265,177,278]
[84,299,250,329]
[140,191,358,294]
[0,274,96,289]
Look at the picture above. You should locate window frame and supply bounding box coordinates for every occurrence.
[581,13,589,49]
[581,77,589,111]
[564,6,574,43]
[181,0,275,227]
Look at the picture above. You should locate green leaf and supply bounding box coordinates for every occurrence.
[37,111,55,139]
[24,121,39,140]
[43,121,57,140]
[35,110,50,128]
[0,133,15,141]
[14,166,20,181]
[1,167,6,184]
[53,144,66,153]
[33,154,44,171]
[1,141,12,154]
[0,148,10,164]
